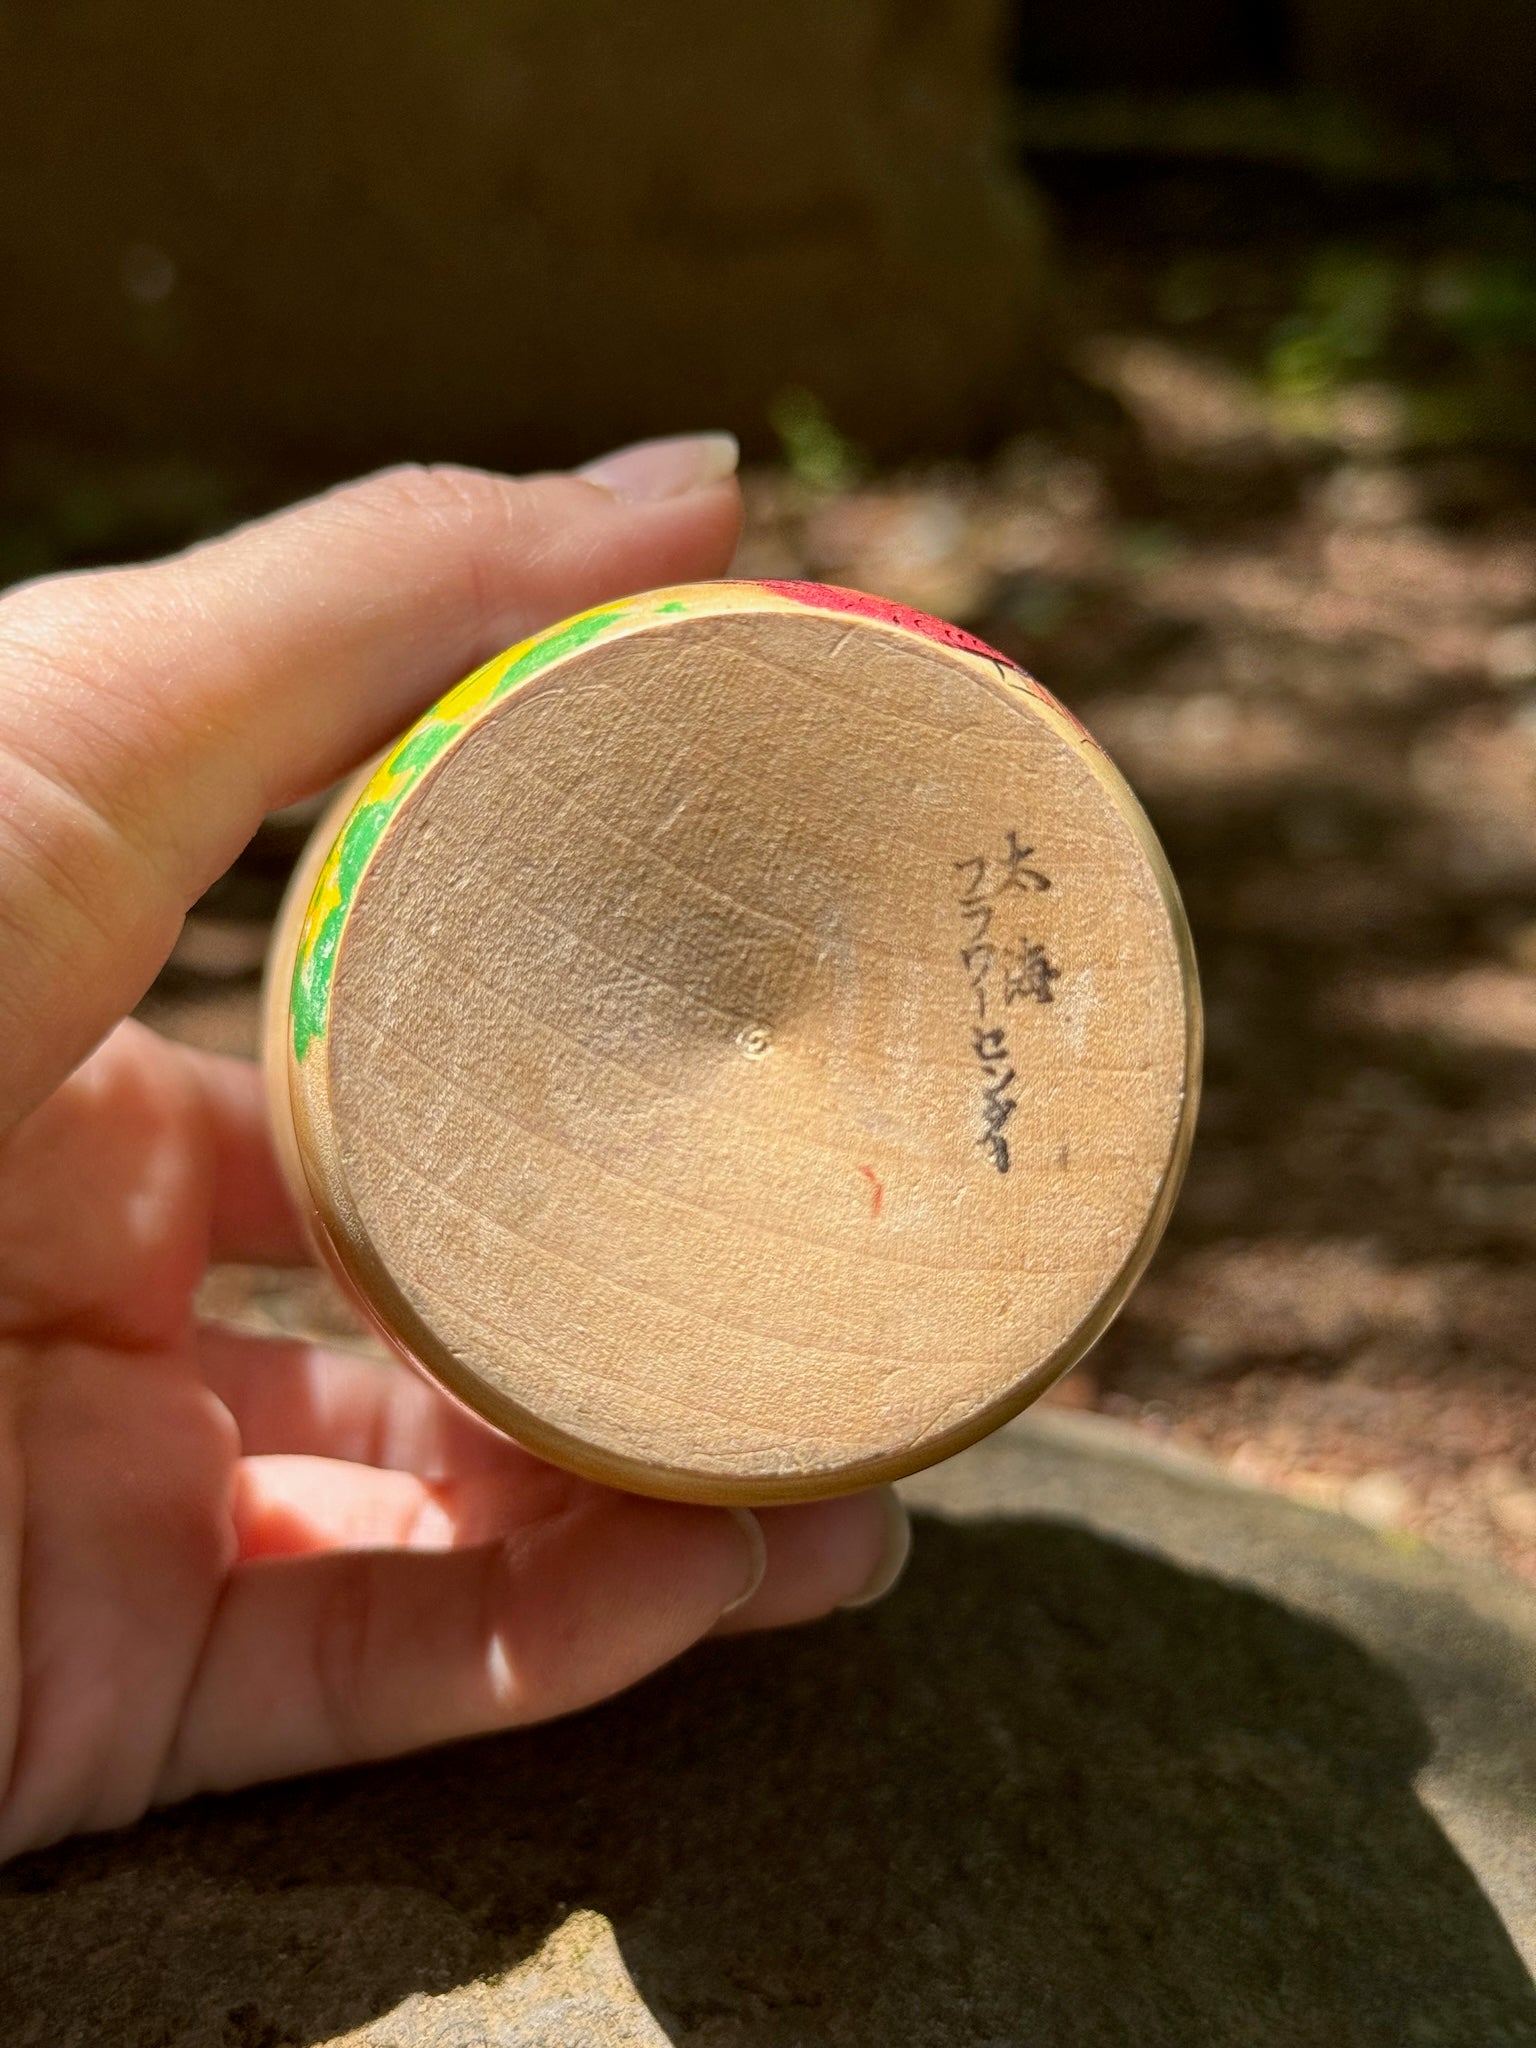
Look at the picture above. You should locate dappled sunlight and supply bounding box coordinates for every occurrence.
[1335,964,1536,1055]
[1083,689,1314,789]
[140,158,1536,1593]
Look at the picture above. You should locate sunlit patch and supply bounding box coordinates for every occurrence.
[485,1631,517,1712]
[1080,692,1311,790]
[1082,336,1275,458]
[1334,967,1536,1056]
[1131,1237,1448,1361]
[352,1910,660,2039]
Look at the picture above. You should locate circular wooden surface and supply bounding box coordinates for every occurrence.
[268,581,1200,1503]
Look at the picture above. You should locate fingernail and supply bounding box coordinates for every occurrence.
[577,432,740,504]
[839,1487,912,1610]
[720,1506,767,1616]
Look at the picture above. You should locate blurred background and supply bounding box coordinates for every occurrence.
[5,0,1536,1577]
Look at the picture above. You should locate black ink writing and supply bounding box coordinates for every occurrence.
[971,1026,1018,1173]
[954,833,1062,1173]
[1003,936,1060,1007]
[1001,831,1051,894]
[954,855,994,1022]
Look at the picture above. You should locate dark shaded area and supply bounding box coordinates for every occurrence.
[1009,0,1536,174]
[2,1517,1532,2046]
[2,2,1534,570]
[1011,0,1297,95]
[0,2,1046,495]
[1033,149,1536,413]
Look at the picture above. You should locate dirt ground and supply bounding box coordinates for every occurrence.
[139,156,1536,1583]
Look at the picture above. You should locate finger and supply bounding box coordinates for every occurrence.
[155,1487,760,1799]
[230,1454,578,1560]
[197,1328,913,1631]
[197,1325,537,1477]
[0,1018,293,1350]
[0,439,742,1126]
[713,1488,912,1635]
[178,1046,308,1264]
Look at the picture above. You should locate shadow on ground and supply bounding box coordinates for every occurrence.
[4,1515,1532,2047]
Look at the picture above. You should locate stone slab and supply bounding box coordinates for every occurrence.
[4,1411,1535,2045]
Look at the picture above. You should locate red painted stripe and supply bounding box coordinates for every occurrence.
[758,579,1022,672]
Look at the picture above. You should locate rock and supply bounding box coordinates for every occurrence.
[324,1912,672,2047]
[4,1410,1536,2044]
[0,2,1047,475]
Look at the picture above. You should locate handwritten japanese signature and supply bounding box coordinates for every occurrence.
[954,833,1061,1174]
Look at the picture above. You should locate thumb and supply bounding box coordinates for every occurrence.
[0,437,741,1126]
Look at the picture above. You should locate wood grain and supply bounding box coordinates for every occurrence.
[265,582,1200,1503]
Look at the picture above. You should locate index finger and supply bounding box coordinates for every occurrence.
[0,442,742,1125]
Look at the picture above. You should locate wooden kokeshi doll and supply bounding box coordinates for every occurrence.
[264,580,1200,1504]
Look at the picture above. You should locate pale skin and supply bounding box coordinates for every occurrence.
[0,438,905,1860]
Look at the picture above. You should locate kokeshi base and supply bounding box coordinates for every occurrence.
[264,579,1200,1505]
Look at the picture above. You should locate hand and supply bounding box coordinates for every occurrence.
[0,440,908,1858]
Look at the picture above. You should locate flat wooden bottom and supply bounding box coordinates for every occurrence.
[282,593,1197,1501]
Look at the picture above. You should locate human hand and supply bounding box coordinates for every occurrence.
[0,439,908,1858]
